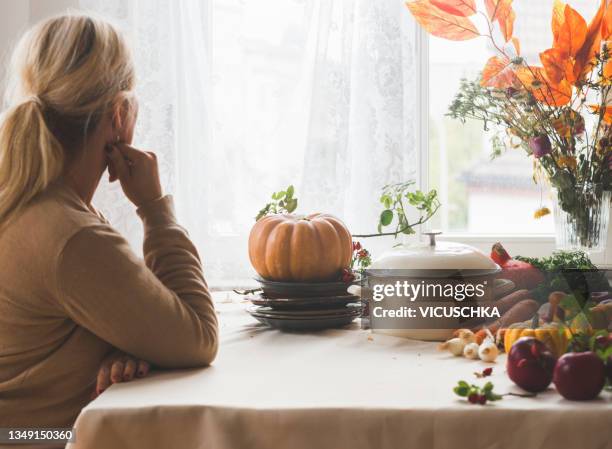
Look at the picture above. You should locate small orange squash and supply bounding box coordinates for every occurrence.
[503,315,570,358]
[248,213,352,282]
[503,292,570,357]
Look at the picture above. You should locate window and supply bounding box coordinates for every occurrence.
[427,1,599,236]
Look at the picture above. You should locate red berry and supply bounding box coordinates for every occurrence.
[478,395,487,405]
[482,367,493,377]
[468,393,479,404]
[358,249,368,259]
[341,269,355,283]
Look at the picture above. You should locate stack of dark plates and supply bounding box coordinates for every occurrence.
[246,276,361,331]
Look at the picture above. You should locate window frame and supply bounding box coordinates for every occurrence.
[416,30,611,267]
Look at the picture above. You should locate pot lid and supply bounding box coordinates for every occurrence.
[369,231,499,273]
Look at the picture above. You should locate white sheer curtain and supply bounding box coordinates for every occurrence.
[80,0,420,287]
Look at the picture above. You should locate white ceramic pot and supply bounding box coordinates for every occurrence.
[357,232,500,341]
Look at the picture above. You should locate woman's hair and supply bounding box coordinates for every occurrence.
[0,13,135,225]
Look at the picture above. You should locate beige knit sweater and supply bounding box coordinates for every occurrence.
[0,182,218,429]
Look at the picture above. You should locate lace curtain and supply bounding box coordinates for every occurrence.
[80,0,420,287]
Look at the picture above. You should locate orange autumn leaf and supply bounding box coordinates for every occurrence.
[516,66,572,107]
[405,0,479,41]
[484,0,515,42]
[532,79,572,107]
[551,0,566,47]
[481,56,517,88]
[511,37,521,55]
[604,60,612,80]
[430,0,477,17]
[602,3,612,40]
[555,4,587,57]
[573,0,606,80]
[589,105,612,124]
[500,8,516,43]
[606,21,612,44]
[540,47,575,85]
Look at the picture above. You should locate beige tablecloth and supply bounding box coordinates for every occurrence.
[68,294,612,449]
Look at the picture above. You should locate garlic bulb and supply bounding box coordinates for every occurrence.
[463,342,480,359]
[455,329,476,345]
[438,338,465,356]
[478,341,499,362]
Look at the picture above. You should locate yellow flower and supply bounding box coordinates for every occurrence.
[534,207,551,219]
[557,155,577,170]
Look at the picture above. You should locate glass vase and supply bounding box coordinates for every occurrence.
[552,183,611,253]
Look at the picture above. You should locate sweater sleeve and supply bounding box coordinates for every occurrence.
[55,196,218,368]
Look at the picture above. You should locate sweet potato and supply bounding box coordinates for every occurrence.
[495,289,530,315]
[488,299,539,334]
[472,298,539,343]
[493,279,516,299]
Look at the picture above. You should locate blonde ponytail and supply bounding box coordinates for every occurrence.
[0,13,135,226]
[0,98,64,223]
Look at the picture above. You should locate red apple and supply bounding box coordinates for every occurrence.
[553,352,606,401]
[507,337,557,393]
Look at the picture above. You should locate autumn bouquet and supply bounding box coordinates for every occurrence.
[406,0,612,250]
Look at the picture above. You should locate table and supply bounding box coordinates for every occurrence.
[68,294,612,449]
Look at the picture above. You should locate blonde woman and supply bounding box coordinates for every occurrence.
[0,14,218,428]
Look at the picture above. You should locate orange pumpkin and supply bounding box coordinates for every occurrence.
[248,213,352,282]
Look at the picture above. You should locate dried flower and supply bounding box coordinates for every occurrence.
[534,207,551,219]
[557,155,577,170]
[529,135,552,158]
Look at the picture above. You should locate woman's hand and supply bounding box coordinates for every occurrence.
[94,350,150,397]
[106,143,163,207]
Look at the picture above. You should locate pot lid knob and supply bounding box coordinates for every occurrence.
[423,230,442,247]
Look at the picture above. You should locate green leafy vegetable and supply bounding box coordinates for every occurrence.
[515,251,608,303]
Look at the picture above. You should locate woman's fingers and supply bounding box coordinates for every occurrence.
[115,142,149,161]
[96,362,112,395]
[94,352,151,398]
[136,360,150,378]
[106,145,130,181]
[110,359,125,383]
[107,142,163,207]
[123,359,137,381]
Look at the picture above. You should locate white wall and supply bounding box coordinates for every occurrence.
[0,0,29,96]
[0,0,79,98]
[29,0,78,24]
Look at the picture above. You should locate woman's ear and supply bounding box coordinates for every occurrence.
[111,94,138,144]
[110,99,124,136]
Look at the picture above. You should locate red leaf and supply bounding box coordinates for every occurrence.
[406,0,479,41]
[429,0,477,17]
[481,56,517,88]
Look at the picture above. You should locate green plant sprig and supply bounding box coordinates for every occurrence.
[453,380,535,405]
[352,181,440,239]
[255,185,298,221]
